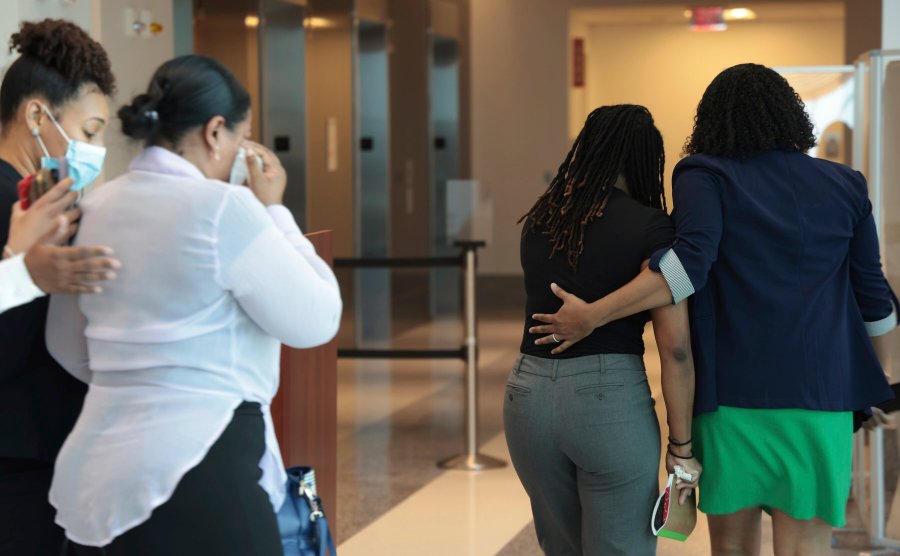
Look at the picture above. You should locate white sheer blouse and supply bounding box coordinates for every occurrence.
[45,147,342,546]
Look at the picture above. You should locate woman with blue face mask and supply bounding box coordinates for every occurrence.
[46,54,342,555]
[0,19,117,556]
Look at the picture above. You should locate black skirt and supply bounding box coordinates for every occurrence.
[0,459,65,556]
[67,402,281,556]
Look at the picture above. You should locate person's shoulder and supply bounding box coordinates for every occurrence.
[802,153,863,179]
[792,152,869,197]
[673,154,732,184]
[674,153,726,171]
[608,190,672,230]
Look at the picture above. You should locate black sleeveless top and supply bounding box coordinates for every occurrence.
[520,188,674,359]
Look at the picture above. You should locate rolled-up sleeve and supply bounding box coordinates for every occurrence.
[849,193,898,337]
[649,167,724,304]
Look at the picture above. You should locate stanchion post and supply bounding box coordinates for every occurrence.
[438,241,506,471]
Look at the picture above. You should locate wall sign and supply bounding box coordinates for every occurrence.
[573,38,585,88]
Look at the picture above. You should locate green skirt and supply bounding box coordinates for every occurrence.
[693,406,853,527]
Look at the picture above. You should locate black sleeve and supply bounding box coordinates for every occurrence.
[0,173,45,382]
[642,209,675,262]
[0,176,16,247]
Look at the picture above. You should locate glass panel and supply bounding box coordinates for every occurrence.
[429,36,461,316]
[878,59,900,538]
[354,21,391,345]
[259,0,307,228]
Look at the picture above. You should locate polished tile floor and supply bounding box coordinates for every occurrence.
[334,310,891,555]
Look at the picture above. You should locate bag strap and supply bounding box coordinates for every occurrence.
[317,517,337,556]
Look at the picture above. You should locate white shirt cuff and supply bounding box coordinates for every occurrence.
[0,253,45,314]
[658,249,695,305]
[866,311,897,337]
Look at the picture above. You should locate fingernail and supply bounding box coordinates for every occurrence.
[105,272,116,280]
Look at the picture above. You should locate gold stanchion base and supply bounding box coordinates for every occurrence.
[437,453,507,471]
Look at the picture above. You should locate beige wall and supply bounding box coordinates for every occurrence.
[846,0,882,62]
[0,1,94,67]
[470,0,570,275]
[580,18,844,203]
[98,1,175,180]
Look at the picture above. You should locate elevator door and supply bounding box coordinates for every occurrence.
[259,0,307,227]
[354,20,391,344]
[429,35,461,316]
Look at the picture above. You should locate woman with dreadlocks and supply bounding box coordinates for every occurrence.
[530,64,897,554]
[505,104,701,555]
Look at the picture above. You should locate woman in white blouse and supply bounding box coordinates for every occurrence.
[46,55,342,555]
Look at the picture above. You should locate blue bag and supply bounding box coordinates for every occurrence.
[277,466,337,556]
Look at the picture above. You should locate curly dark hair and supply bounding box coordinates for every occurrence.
[683,63,816,158]
[0,19,116,124]
[520,104,666,268]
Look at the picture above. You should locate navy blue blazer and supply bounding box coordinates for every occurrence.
[649,150,896,416]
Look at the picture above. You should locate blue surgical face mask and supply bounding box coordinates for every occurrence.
[34,106,107,192]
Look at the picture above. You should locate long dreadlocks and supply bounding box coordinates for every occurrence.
[519,104,666,268]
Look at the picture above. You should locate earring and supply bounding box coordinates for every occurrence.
[31,127,39,137]
[213,147,221,161]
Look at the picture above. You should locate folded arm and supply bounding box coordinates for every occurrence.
[218,191,342,349]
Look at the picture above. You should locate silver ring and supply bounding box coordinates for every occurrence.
[552,333,561,343]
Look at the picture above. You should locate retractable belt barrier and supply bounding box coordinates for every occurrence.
[334,241,505,471]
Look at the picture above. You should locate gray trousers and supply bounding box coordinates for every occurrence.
[503,353,660,556]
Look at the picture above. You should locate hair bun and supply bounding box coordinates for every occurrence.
[118,93,162,140]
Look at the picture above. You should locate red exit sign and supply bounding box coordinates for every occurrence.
[691,6,727,31]
[573,38,585,87]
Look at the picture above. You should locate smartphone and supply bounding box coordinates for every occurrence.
[17,159,71,209]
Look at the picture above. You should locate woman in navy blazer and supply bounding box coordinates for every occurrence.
[530,63,895,554]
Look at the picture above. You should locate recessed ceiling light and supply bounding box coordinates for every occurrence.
[305,17,334,29]
[244,15,259,28]
[724,7,757,20]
